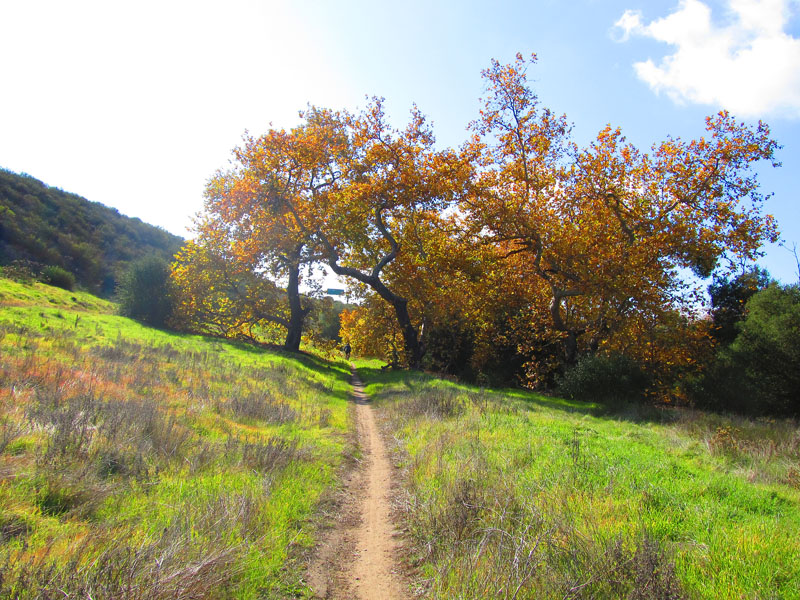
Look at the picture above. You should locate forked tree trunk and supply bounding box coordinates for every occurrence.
[321,208,425,368]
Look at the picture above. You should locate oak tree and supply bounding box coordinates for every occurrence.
[464,54,779,381]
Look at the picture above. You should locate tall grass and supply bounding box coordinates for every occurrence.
[0,277,353,598]
[359,366,800,599]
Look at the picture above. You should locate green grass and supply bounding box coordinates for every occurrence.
[4,281,798,598]
[360,367,800,599]
[0,277,353,598]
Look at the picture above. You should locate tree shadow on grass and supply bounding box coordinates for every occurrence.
[354,365,681,425]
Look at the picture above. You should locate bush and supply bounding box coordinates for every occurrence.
[117,256,173,327]
[708,267,771,346]
[559,353,650,405]
[423,318,476,380]
[692,284,800,416]
[41,265,75,291]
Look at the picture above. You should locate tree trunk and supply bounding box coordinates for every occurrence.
[283,254,309,352]
[391,295,424,369]
[321,208,425,368]
[550,286,581,365]
[563,330,578,365]
[326,260,425,369]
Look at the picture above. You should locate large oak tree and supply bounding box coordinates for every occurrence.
[463,54,779,379]
[306,100,468,368]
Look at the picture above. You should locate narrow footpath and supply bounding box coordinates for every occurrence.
[307,367,407,600]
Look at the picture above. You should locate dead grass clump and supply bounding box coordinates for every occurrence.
[419,496,686,599]
[222,391,297,424]
[226,435,299,474]
[28,391,193,472]
[561,534,684,600]
[622,535,684,600]
[708,425,740,454]
[0,487,267,599]
[28,391,100,463]
[678,413,800,486]
[0,421,23,454]
[399,427,687,599]
[0,514,30,543]
[35,473,113,519]
[403,389,465,420]
[0,527,241,599]
[90,339,143,362]
[786,466,800,489]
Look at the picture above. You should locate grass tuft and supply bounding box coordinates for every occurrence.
[0,276,352,597]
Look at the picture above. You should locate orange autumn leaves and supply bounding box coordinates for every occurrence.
[174,53,779,387]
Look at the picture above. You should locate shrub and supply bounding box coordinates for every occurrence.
[221,391,297,424]
[41,265,75,290]
[708,267,771,346]
[692,284,800,416]
[558,353,650,405]
[403,388,466,419]
[117,256,173,327]
[423,318,476,380]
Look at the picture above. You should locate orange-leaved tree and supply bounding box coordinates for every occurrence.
[464,53,779,381]
[306,99,470,368]
[170,227,288,343]
[192,109,349,351]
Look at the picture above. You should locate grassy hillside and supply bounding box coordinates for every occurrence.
[0,169,183,295]
[0,277,352,598]
[359,364,800,599]
[4,276,798,599]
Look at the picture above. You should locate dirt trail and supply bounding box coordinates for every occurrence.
[307,367,407,600]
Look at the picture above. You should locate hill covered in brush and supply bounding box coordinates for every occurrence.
[0,168,183,296]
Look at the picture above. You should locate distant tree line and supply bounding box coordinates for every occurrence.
[0,168,183,296]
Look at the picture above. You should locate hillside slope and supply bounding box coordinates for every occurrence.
[0,277,352,598]
[0,169,183,295]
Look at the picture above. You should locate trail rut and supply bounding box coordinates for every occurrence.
[307,367,406,600]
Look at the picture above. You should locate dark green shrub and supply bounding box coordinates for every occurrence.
[558,353,650,405]
[692,284,800,416]
[423,318,476,380]
[117,256,173,327]
[41,265,75,291]
[708,267,771,346]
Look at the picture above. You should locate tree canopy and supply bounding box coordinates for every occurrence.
[179,54,781,394]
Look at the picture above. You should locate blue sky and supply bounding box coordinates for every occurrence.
[1,0,798,283]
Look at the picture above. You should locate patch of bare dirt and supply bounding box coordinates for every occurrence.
[306,368,407,600]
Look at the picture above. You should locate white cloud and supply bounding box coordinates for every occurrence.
[613,0,800,118]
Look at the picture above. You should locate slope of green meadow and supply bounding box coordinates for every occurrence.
[357,363,800,599]
[0,277,352,598]
[2,277,798,599]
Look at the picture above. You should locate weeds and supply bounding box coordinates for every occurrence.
[403,466,686,599]
[0,518,243,599]
[0,276,351,598]
[221,391,298,424]
[680,412,800,486]
[369,368,799,599]
[226,434,299,474]
[401,388,466,420]
[0,420,22,454]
